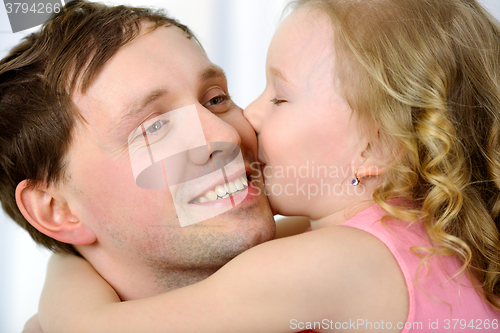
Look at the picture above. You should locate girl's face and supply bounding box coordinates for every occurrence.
[244,8,369,219]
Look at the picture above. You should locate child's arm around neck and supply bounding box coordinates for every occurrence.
[38,225,408,333]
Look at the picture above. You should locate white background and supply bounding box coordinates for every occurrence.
[1,0,499,332]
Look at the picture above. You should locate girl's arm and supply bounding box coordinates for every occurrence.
[39,226,406,333]
[39,253,121,332]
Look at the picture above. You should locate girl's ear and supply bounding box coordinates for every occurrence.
[356,163,385,178]
[15,180,96,245]
[356,141,386,179]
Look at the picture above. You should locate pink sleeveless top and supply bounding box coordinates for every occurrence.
[343,204,500,332]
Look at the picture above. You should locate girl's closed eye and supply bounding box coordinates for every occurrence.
[270,97,287,105]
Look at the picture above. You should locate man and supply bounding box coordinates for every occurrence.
[0,0,275,308]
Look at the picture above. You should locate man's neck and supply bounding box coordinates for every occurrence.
[77,245,223,300]
[146,267,221,295]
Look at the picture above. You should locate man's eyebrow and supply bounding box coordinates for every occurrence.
[200,64,227,81]
[126,88,168,118]
[124,64,225,121]
[112,88,168,139]
[270,67,295,87]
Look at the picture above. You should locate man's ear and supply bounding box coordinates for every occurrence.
[15,180,96,245]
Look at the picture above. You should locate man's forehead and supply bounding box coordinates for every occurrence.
[72,25,202,96]
[72,25,213,107]
[71,27,228,146]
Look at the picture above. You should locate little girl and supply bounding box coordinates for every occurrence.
[38,0,500,332]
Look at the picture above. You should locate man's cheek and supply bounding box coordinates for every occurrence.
[128,104,246,227]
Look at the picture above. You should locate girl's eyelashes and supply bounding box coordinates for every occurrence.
[270,97,287,105]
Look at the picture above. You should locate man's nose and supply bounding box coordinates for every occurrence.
[189,104,241,166]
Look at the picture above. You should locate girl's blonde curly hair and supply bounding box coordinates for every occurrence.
[292,0,500,310]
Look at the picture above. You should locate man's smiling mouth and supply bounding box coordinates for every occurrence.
[189,173,248,204]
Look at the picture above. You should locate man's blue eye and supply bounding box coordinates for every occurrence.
[145,120,165,135]
[205,95,225,107]
[212,96,224,104]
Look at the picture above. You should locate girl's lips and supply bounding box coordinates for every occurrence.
[260,164,269,180]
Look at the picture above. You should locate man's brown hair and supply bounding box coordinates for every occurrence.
[0,0,195,255]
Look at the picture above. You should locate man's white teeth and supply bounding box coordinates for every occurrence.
[205,191,218,201]
[197,175,248,203]
[215,184,228,196]
[228,181,237,193]
[234,178,244,190]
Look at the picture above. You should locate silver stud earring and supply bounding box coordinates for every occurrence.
[351,173,360,186]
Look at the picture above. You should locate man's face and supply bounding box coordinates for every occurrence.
[62,26,274,275]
